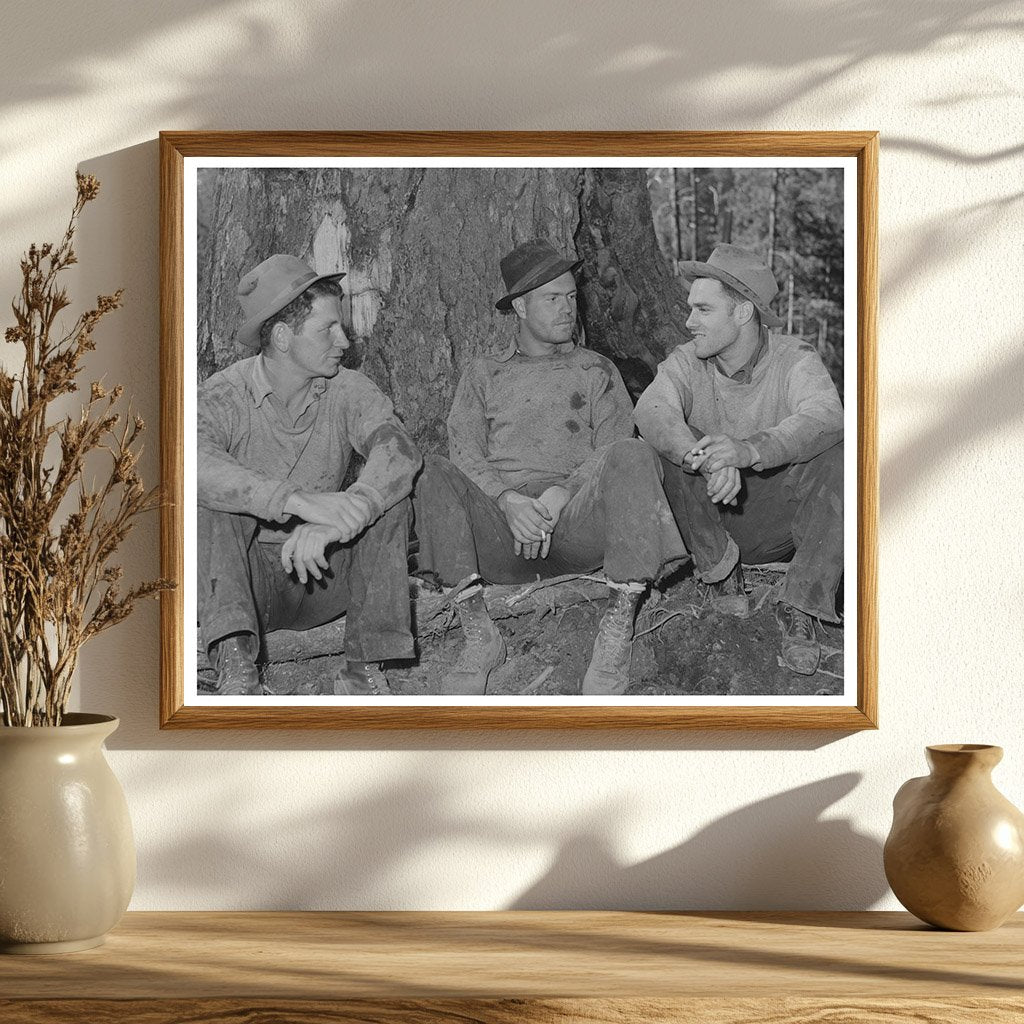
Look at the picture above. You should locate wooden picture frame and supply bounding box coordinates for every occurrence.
[160,131,877,730]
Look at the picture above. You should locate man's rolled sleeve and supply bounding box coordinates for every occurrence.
[634,354,701,468]
[197,385,299,521]
[447,363,509,498]
[746,352,844,468]
[344,380,422,515]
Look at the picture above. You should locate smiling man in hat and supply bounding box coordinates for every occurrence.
[197,254,421,697]
[414,239,686,697]
[635,244,844,675]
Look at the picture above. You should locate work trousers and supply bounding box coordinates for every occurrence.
[659,444,844,622]
[197,500,414,663]
[415,439,686,587]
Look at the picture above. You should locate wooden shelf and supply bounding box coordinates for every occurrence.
[1,911,1021,1022]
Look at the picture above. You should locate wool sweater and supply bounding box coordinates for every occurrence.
[197,356,421,537]
[634,334,843,470]
[447,341,634,499]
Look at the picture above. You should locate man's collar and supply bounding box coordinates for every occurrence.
[715,330,769,383]
[495,338,580,362]
[247,354,328,406]
[495,339,518,363]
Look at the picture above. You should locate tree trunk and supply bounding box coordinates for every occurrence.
[197,167,688,451]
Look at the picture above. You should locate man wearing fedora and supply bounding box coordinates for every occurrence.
[197,254,421,696]
[415,239,686,697]
[635,244,845,675]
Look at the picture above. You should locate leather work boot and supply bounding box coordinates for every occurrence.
[212,632,261,695]
[775,602,820,675]
[333,661,391,696]
[709,560,748,617]
[581,585,643,696]
[441,590,506,695]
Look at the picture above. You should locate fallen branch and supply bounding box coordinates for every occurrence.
[634,604,702,639]
[520,665,555,694]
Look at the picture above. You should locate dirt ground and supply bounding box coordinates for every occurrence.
[217,565,844,699]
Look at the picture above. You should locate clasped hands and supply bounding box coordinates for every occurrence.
[499,485,570,560]
[279,490,375,584]
[684,434,758,507]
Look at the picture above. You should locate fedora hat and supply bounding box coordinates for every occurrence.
[495,238,582,312]
[679,244,784,328]
[235,254,345,350]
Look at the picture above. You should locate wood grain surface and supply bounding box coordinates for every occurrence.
[2,911,1021,992]
[159,130,879,731]
[3,997,1023,1024]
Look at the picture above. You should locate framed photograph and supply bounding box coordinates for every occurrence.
[160,131,877,730]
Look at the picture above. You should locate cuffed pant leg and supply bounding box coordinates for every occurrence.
[197,506,265,654]
[415,454,539,586]
[415,454,489,584]
[266,499,415,663]
[719,446,844,622]
[658,455,739,583]
[553,440,687,583]
[779,444,844,622]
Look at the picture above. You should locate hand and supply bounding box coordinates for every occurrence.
[498,490,554,559]
[535,486,570,557]
[689,434,757,475]
[285,490,374,542]
[705,466,741,506]
[280,523,344,584]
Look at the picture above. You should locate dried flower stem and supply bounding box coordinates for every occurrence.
[0,174,174,726]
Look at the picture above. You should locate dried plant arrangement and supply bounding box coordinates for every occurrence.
[0,173,172,726]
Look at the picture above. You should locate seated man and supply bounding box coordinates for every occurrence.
[634,245,844,675]
[415,239,686,696]
[197,254,421,696]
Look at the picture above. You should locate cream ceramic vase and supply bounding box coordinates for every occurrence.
[884,744,1024,931]
[0,713,135,953]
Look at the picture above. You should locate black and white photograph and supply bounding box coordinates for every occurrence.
[161,135,875,727]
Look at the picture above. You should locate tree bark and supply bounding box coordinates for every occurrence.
[198,167,689,450]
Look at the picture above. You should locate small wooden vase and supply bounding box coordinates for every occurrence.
[884,744,1024,930]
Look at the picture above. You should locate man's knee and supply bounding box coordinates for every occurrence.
[198,505,257,545]
[602,438,659,479]
[807,443,845,497]
[417,453,465,500]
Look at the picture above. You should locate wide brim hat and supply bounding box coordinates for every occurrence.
[679,244,785,328]
[236,254,345,350]
[495,238,582,312]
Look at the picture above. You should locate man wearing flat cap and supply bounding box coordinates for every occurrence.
[197,254,421,696]
[415,239,686,697]
[635,244,845,675]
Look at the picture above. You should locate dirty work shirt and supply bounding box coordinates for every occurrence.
[634,334,843,470]
[447,341,635,497]
[197,355,420,539]
[635,334,845,621]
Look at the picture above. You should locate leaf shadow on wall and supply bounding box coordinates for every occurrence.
[130,762,885,911]
[511,774,886,910]
[3,0,1016,132]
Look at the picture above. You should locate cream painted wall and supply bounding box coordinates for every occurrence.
[2,0,1021,910]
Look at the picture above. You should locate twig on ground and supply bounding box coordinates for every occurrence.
[813,667,845,681]
[504,572,607,608]
[634,605,702,639]
[519,665,555,695]
[776,656,844,681]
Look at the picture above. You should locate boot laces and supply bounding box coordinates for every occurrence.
[596,597,633,653]
[462,618,487,644]
[783,605,815,642]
